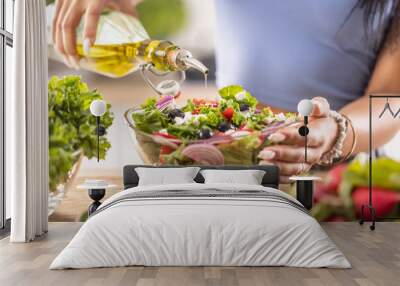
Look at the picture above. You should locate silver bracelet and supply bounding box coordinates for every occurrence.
[319,111,348,165]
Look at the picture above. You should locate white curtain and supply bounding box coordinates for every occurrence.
[9,0,48,242]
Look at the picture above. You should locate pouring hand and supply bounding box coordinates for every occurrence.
[52,0,137,69]
[258,97,338,183]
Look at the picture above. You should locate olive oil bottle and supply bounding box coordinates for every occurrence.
[74,11,208,78]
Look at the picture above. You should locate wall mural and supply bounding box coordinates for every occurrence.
[46,0,400,223]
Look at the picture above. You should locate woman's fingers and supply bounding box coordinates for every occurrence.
[311,97,330,117]
[83,1,106,47]
[268,127,324,147]
[54,0,73,66]
[118,1,138,17]
[52,0,138,69]
[260,160,311,176]
[62,0,84,68]
[52,0,108,66]
[52,0,64,44]
[258,145,322,164]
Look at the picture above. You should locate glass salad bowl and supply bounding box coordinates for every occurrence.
[123,85,298,166]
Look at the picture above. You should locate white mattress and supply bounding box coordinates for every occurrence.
[50,183,350,269]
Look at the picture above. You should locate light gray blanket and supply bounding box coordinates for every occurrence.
[92,188,309,217]
[50,183,350,269]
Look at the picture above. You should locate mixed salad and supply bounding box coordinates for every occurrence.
[131,85,297,165]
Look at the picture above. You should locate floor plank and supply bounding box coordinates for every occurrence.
[0,222,399,286]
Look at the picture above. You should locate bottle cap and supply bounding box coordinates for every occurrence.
[156,80,181,97]
[167,49,192,70]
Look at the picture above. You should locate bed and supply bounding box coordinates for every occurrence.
[50,165,350,269]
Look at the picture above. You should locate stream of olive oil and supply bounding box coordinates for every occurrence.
[204,73,208,89]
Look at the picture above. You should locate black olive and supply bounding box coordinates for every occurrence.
[239,103,249,111]
[198,128,212,139]
[168,108,185,119]
[217,121,231,132]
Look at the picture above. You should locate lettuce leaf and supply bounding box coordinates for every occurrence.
[132,109,168,133]
[232,112,245,127]
[182,99,196,112]
[48,75,113,192]
[219,85,258,108]
[167,124,198,139]
[218,133,262,165]
[161,144,194,165]
[140,97,157,111]
[203,110,223,128]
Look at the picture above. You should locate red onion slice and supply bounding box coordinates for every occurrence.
[151,135,181,149]
[156,95,174,110]
[194,134,233,145]
[182,144,224,165]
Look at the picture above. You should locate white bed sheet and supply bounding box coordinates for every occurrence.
[50,183,350,269]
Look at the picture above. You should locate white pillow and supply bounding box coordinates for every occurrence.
[200,169,266,185]
[135,167,200,186]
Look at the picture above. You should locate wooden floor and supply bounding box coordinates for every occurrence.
[0,222,399,286]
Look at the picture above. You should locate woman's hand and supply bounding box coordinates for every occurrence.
[52,0,137,68]
[258,97,338,183]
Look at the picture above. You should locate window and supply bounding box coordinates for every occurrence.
[0,0,14,234]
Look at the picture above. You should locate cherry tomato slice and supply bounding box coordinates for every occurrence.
[160,145,174,155]
[222,107,235,121]
[153,132,177,139]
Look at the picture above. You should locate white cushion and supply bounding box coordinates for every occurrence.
[135,167,200,186]
[200,169,266,185]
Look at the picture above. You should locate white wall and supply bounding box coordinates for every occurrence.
[170,0,216,56]
[382,132,400,160]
